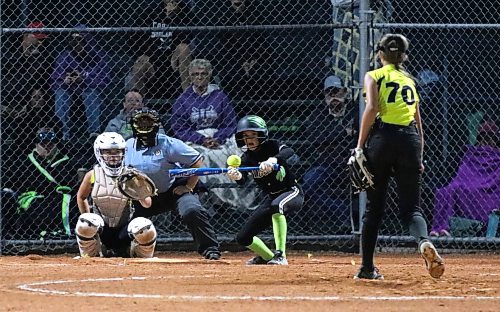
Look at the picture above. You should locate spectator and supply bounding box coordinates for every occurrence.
[126,0,193,101]
[104,89,166,140]
[51,24,110,140]
[301,75,357,232]
[430,121,500,237]
[9,127,79,240]
[171,59,257,209]
[171,59,255,209]
[1,23,61,197]
[2,22,53,134]
[206,0,270,98]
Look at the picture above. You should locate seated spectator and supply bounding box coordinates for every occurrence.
[8,127,80,240]
[51,24,110,140]
[126,0,193,101]
[430,121,500,237]
[171,59,257,209]
[301,75,357,232]
[1,22,60,156]
[105,89,167,140]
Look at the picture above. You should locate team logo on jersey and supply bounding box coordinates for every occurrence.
[251,170,272,179]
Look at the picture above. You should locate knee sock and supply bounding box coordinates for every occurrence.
[272,213,287,257]
[408,214,429,244]
[247,236,275,261]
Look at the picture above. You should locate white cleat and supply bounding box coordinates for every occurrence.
[420,241,445,278]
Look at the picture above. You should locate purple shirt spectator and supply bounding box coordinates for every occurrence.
[51,24,110,140]
[431,143,500,235]
[171,84,237,145]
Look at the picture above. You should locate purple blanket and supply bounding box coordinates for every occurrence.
[432,145,500,232]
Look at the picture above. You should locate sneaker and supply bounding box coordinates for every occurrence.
[246,255,269,265]
[354,266,384,280]
[420,241,445,278]
[267,250,288,265]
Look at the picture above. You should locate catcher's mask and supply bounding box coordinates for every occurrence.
[94,132,126,177]
[131,107,161,148]
[235,115,268,149]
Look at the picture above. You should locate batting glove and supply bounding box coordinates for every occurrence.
[259,157,277,174]
[227,167,242,181]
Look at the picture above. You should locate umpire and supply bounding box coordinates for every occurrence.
[124,108,221,260]
[352,34,444,279]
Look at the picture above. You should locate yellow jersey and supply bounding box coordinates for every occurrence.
[367,64,420,126]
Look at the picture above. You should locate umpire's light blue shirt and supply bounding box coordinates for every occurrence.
[125,134,202,193]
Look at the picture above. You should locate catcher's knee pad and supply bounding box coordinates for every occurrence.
[76,213,104,239]
[127,217,157,246]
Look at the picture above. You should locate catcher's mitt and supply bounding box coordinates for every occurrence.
[117,167,158,200]
[347,148,374,193]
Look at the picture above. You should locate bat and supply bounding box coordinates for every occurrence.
[168,164,280,177]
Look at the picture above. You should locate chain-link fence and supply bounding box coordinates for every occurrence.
[0,0,498,255]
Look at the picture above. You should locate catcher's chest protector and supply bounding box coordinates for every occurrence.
[91,166,132,228]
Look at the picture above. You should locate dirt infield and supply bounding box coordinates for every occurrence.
[0,251,498,312]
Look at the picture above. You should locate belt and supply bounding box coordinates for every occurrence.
[374,119,416,131]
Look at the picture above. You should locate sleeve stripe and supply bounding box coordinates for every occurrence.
[187,154,204,167]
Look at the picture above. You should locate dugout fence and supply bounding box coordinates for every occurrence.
[0,0,499,255]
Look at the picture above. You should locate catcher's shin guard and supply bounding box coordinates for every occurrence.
[128,217,157,258]
[75,213,104,257]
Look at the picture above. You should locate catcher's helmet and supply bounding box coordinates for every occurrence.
[94,132,126,177]
[130,108,161,147]
[235,115,268,148]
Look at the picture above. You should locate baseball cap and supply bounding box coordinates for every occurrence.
[323,75,343,90]
[27,22,48,40]
[417,69,440,86]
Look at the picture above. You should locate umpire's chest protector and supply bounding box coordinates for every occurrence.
[91,166,131,228]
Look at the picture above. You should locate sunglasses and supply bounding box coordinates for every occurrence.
[37,131,57,143]
[190,72,209,77]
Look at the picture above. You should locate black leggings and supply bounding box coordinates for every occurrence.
[236,186,304,247]
[361,123,428,269]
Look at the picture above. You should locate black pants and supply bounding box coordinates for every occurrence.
[132,178,219,255]
[361,121,429,269]
[236,186,304,247]
[100,224,131,257]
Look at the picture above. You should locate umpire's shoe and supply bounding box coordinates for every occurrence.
[354,266,384,280]
[203,247,221,260]
[267,250,288,265]
[419,241,445,278]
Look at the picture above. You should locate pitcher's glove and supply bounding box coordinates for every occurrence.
[347,148,374,193]
[117,167,158,200]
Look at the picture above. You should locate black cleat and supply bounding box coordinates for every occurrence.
[246,255,269,265]
[354,266,384,280]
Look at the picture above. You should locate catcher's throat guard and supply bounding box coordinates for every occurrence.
[117,167,158,200]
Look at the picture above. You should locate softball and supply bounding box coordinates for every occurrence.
[226,155,242,167]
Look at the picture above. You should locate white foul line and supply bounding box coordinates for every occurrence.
[17,277,500,302]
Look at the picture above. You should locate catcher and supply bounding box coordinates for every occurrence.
[75,132,157,258]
